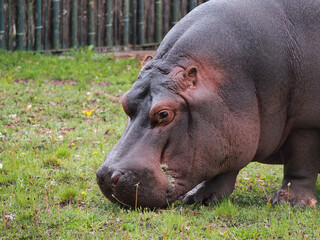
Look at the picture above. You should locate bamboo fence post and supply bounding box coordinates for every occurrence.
[162,0,167,38]
[0,0,4,49]
[137,0,144,45]
[71,0,77,48]
[26,0,30,50]
[97,0,101,46]
[7,0,11,50]
[44,0,48,50]
[130,0,137,47]
[146,4,151,43]
[52,0,60,50]
[170,0,178,28]
[79,1,82,46]
[105,0,112,47]
[114,0,118,45]
[155,0,162,44]
[35,0,42,51]
[62,0,66,49]
[87,0,95,46]
[17,0,24,50]
[188,0,195,12]
[123,0,129,47]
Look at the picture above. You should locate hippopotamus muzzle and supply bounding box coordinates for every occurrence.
[96,160,175,208]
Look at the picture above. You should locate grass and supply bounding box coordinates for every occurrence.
[0,50,320,239]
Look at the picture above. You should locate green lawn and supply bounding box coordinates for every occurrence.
[0,51,319,239]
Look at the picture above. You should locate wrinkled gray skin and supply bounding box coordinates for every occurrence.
[96,0,320,208]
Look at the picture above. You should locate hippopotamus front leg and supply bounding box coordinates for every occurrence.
[271,129,320,207]
[181,172,238,205]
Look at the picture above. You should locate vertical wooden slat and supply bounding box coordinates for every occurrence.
[137,0,144,45]
[0,0,4,49]
[87,0,95,46]
[105,0,112,47]
[122,0,129,46]
[35,0,42,51]
[71,0,77,47]
[17,0,24,50]
[52,0,60,50]
[155,0,162,44]
[170,0,178,28]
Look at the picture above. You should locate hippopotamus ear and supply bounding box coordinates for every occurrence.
[141,55,153,67]
[184,66,198,89]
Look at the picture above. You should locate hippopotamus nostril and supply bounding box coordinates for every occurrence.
[111,175,120,186]
[111,171,121,186]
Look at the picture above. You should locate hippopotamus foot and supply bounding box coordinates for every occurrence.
[271,128,320,207]
[271,187,317,207]
[181,172,238,205]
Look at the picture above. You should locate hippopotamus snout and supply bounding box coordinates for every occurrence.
[96,161,171,208]
[96,165,134,203]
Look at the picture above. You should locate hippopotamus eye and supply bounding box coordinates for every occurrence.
[159,111,169,119]
[154,110,174,125]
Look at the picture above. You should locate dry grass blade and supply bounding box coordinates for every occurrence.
[134,183,140,211]
[225,224,238,240]
[112,194,131,208]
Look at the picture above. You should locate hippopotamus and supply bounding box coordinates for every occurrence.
[96,0,320,208]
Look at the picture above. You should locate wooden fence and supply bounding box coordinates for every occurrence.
[0,0,209,52]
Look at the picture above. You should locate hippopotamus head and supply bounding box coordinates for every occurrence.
[96,51,260,208]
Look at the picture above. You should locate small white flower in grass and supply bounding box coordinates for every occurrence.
[5,213,15,221]
[0,163,3,169]
[26,104,32,110]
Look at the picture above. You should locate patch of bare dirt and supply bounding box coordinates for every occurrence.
[48,79,76,86]
[91,81,111,87]
[59,127,76,136]
[14,79,32,84]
